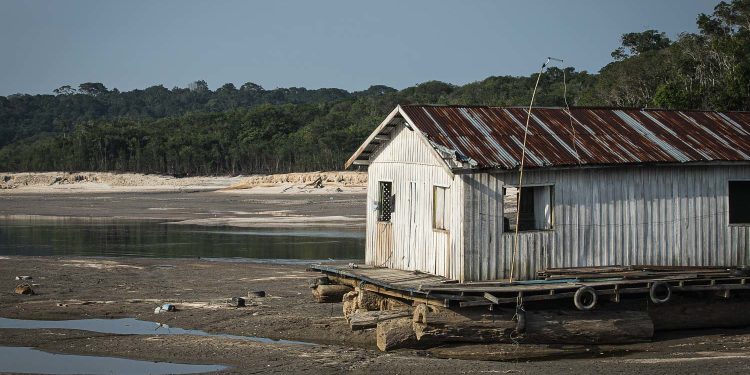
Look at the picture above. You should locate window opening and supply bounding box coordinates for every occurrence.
[433,186,449,230]
[729,181,750,224]
[503,185,553,232]
[378,181,394,222]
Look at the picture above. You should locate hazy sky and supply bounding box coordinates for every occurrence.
[0,0,718,96]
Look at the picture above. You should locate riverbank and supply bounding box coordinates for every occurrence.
[3,256,750,374]
[0,172,367,229]
[0,171,367,195]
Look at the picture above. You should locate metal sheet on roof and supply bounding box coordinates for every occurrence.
[399,105,750,170]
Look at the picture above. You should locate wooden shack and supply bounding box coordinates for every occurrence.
[346,105,750,282]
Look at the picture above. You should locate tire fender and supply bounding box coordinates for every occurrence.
[574,286,598,311]
[650,281,672,304]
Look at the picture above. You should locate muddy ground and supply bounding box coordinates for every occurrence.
[1,189,750,374]
[2,256,750,374]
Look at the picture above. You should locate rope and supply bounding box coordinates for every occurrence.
[509,59,549,283]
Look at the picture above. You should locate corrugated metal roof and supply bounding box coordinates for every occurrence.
[399,105,750,170]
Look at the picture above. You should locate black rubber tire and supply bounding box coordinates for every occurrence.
[574,286,598,311]
[649,281,672,304]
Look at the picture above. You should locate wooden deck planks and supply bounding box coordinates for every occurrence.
[310,264,750,307]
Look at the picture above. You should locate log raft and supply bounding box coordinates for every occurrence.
[310,264,750,309]
[308,265,750,350]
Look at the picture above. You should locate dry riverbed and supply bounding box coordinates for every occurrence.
[3,256,750,374]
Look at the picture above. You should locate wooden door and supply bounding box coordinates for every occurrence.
[375,221,393,267]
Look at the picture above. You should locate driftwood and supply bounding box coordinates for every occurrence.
[648,297,750,330]
[412,304,653,344]
[376,317,423,351]
[349,309,412,330]
[312,284,352,303]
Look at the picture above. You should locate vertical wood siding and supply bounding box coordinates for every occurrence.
[461,165,750,281]
[365,123,464,280]
[373,222,393,267]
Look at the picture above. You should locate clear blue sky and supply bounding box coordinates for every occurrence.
[0,0,718,96]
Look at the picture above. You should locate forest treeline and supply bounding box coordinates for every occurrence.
[1,1,749,175]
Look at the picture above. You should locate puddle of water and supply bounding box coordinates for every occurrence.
[0,346,226,375]
[0,317,314,346]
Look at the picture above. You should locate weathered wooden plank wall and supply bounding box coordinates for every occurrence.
[462,165,750,281]
[365,123,464,280]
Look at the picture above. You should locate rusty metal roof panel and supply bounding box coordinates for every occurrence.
[399,105,750,170]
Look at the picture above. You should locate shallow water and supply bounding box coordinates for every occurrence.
[0,217,364,260]
[0,346,227,375]
[0,317,314,346]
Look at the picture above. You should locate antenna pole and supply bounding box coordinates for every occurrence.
[508,57,559,283]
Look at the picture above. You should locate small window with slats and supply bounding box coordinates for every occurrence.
[378,181,394,222]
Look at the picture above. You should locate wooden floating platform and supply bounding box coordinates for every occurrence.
[310,264,750,308]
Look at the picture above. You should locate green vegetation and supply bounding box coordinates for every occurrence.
[1,1,748,175]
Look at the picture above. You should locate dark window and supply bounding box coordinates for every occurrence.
[729,181,750,224]
[503,185,554,232]
[378,181,394,222]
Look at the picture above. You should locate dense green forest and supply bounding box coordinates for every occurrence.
[1,0,749,175]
